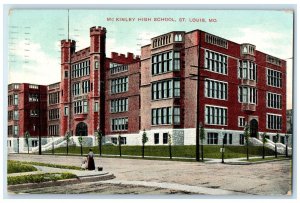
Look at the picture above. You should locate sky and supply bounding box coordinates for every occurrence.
[7,9,293,109]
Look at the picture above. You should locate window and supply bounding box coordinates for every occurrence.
[13,125,19,136]
[111,117,128,131]
[71,60,90,78]
[239,134,245,145]
[31,140,38,147]
[65,71,68,78]
[152,79,180,100]
[229,134,232,145]
[238,117,245,127]
[205,50,228,74]
[49,109,59,120]
[13,94,18,105]
[74,101,87,114]
[8,95,13,106]
[29,94,39,102]
[30,109,39,117]
[8,126,13,136]
[238,60,257,81]
[152,51,176,75]
[173,52,180,70]
[120,137,127,145]
[111,138,118,145]
[13,110,19,120]
[48,92,60,105]
[267,114,282,130]
[82,80,90,94]
[72,83,81,96]
[110,63,128,74]
[94,102,99,112]
[205,105,227,125]
[95,61,99,69]
[83,101,88,113]
[151,107,179,125]
[173,107,180,125]
[8,111,13,121]
[48,125,59,136]
[205,34,228,49]
[111,77,128,94]
[154,133,159,144]
[267,92,282,109]
[111,98,128,113]
[64,106,69,116]
[238,86,257,104]
[163,133,168,144]
[207,133,218,144]
[267,68,282,88]
[205,79,227,100]
[174,34,182,42]
[266,55,282,66]
[29,84,39,89]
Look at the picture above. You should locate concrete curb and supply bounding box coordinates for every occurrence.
[224,158,291,165]
[8,173,115,191]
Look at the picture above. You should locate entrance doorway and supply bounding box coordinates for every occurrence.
[76,122,88,136]
[250,119,258,138]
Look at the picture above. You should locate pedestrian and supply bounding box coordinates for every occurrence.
[87,148,95,170]
[81,157,88,170]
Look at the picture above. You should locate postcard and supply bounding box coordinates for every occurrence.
[5,7,294,197]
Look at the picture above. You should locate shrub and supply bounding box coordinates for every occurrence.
[8,172,77,185]
[8,160,38,174]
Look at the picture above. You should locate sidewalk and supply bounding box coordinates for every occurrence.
[40,152,289,164]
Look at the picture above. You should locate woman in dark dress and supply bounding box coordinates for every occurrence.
[87,148,95,170]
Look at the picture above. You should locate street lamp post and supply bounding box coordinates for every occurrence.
[221,128,225,163]
[17,135,19,154]
[285,133,289,157]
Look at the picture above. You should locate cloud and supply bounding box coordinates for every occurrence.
[9,40,60,85]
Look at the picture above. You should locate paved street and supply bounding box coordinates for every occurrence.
[7,154,292,195]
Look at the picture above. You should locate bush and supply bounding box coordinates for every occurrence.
[10,160,82,171]
[8,160,38,174]
[8,172,77,185]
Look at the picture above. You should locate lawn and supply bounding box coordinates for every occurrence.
[45,145,275,159]
[9,160,82,170]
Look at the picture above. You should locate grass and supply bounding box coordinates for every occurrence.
[8,172,77,185]
[9,160,82,171]
[8,160,38,174]
[44,145,275,159]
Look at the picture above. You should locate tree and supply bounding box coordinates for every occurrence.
[96,129,103,157]
[65,131,71,156]
[274,133,279,158]
[24,131,30,154]
[118,134,122,157]
[244,125,250,160]
[285,134,289,157]
[261,132,268,159]
[141,129,148,158]
[200,126,205,162]
[78,135,83,156]
[168,132,172,159]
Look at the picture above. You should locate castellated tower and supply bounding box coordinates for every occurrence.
[60,40,76,136]
[89,26,107,134]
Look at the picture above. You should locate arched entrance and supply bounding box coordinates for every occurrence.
[76,122,88,136]
[250,119,258,138]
